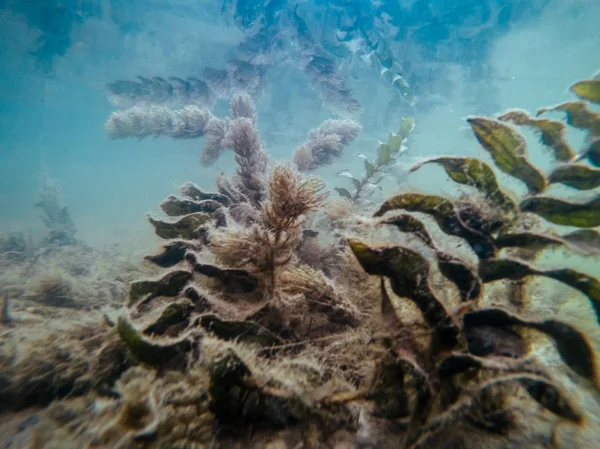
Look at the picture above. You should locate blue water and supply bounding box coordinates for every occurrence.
[0,0,598,251]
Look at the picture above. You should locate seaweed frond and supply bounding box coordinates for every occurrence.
[293,119,362,171]
[264,164,328,230]
[105,105,212,140]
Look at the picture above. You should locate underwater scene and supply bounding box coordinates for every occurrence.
[1,0,600,447]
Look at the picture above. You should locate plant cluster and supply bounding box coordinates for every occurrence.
[6,73,600,449]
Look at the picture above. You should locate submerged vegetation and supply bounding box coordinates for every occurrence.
[2,72,600,447]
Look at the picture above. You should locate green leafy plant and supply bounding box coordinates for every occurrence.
[335,116,415,204]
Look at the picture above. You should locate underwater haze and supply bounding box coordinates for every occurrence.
[1,0,600,448]
[0,0,596,249]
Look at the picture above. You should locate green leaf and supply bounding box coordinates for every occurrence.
[398,117,415,141]
[378,143,392,166]
[548,163,600,190]
[388,133,403,153]
[571,79,600,104]
[118,316,192,367]
[409,156,518,214]
[519,194,600,228]
[467,116,547,194]
[498,110,575,162]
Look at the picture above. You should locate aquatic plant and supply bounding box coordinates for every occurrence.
[35,175,78,246]
[105,52,362,120]
[95,72,600,448]
[104,2,373,120]
[342,71,600,447]
[0,231,29,261]
[335,116,415,205]
[5,72,600,448]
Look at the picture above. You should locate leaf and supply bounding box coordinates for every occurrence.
[537,101,600,136]
[148,212,211,240]
[436,252,482,302]
[409,156,518,213]
[198,314,282,347]
[182,286,212,312]
[187,255,258,294]
[337,170,362,190]
[392,77,417,106]
[380,215,481,301]
[144,240,200,268]
[520,377,582,423]
[519,194,600,228]
[128,270,193,307]
[576,138,600,167]
[334,187,353,200]
[494,232,563,251]
[463,308,597,387]
[378,143,392,166]
[570,79,600,104]
[438,353,534,382]
[337,169,355,178]
[467,116,547,194]
[179,182,232,206]
[548,163,600,190]
[562,229,600,256]
[160,195,223,217]
[369,172,386,185]
[117,316,192,367]
[388,132,403,153]
[379,214,435,248]
[143,300,194,336]
[348,239,460,350]
[467,371,582,424]
[373,193,496,259]
[494,231,599,257]
[365,159,376,178]
[437,355,583,423]
[398,116,415,140]
[479,258,600,325]
[498,109,575,161]
[380,277,402,331]
[360,182,382,198]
